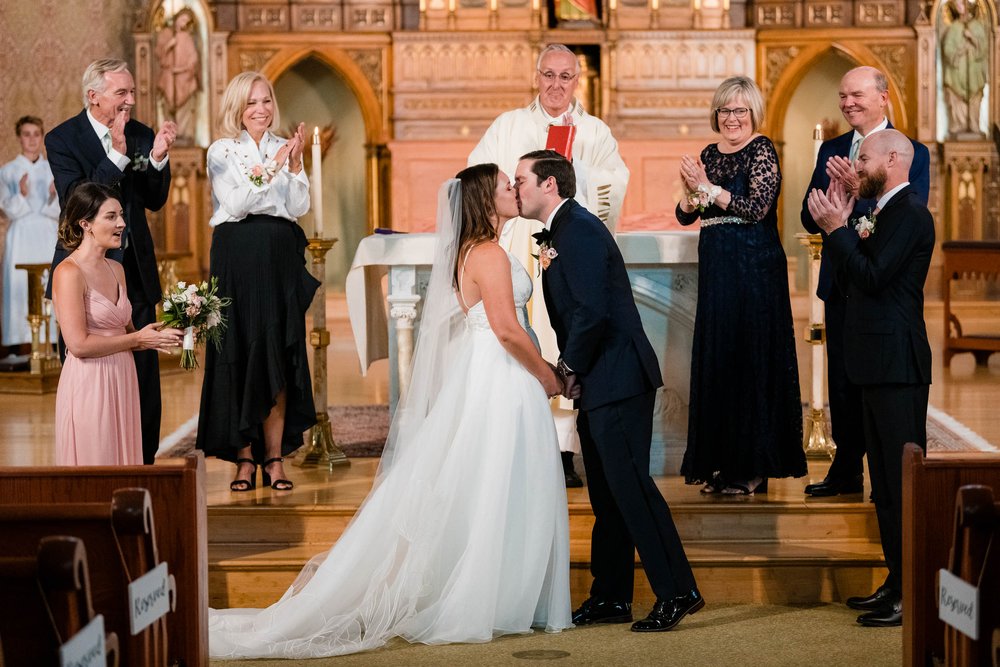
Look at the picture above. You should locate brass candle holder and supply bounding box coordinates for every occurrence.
[796,233,836,459]
[296,237,349,469]
[15,263,60,375]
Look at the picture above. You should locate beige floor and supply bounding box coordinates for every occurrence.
[0,294,997,468]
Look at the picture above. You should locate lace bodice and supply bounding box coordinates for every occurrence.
[464,251,533,332]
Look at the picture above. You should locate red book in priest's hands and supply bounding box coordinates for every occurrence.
[545,124,576,160]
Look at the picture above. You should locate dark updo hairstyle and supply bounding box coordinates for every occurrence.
[58,182,122,250]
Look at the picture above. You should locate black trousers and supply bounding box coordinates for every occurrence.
[577,390,695,602]
[824,289,866,481]
[861,383,928,594]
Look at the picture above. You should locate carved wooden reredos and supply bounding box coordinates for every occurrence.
[128,0,998,285]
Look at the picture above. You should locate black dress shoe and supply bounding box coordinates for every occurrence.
[572,598,632,625]
[857,599,903,627]
[562,452,584,488]
[846,586,898,612]
[804,474,864,497]
[630,589,705,632]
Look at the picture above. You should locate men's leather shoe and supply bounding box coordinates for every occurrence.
[804,474,864,497]
[565,468,583,488]
[572,598,632,625]
[846,586,898,612]
[857,599,903,627]
[630,589,705,632]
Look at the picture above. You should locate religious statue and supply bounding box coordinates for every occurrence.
[155,7,201,144]
[940,0,990,138]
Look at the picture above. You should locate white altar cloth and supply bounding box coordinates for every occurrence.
[346,231,699,374]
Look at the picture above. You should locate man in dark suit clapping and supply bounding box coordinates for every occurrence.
[807,129,934,627]
[46,58,176,464]
[800,66,930,498]
[514,149,701,633]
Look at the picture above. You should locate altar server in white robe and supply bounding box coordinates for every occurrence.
[1,116,59,347]
[469,43,630,487]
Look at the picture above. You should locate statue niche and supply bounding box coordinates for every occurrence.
[938,0,991,139]
[155,6,202,145]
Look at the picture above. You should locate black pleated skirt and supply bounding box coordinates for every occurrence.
[195,214,321,463]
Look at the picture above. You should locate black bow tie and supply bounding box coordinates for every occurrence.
[532,228,553,246]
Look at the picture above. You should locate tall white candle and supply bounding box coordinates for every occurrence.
[813,123,823,164]
[651,0,659,10]
[490,0,497,10]
[312,126,323,238]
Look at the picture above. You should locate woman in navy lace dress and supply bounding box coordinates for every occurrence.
[675,76,805,495]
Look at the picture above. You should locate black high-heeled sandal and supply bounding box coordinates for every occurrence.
[262,457,294,491]
[230,458,257,492]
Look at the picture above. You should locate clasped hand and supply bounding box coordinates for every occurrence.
[806,178,856,235]
[273,122,306,174]
[545,362,581,400]
[135,321,184,353]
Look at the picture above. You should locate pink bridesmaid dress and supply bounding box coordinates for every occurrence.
[55,266,143,465]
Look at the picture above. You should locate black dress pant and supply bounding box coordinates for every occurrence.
[824,288,866,481]
[861,383,928,593]
[577,390,695,602]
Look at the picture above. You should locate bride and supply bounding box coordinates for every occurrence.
[209,164,573,658]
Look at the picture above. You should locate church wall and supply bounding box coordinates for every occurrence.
[0,0,140,160]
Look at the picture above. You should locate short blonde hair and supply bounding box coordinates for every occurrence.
[709,76,765,133]
[217,72,281,139]
[81,59,130,109]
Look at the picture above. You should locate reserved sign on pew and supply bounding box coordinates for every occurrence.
[60,614,107,667]
[938,568,979,640]
[128,561,175,634]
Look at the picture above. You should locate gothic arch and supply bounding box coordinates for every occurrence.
[255,47,388,145]
[764,43,914,144]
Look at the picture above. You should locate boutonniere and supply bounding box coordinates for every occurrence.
[131,151,149,173]
[686,183,721,213]
[852,209,877,239]
[531,229,558,273]
[248,160,278,187]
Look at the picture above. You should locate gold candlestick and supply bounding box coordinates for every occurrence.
[15,263,61,375]
[296,237,349,469]
[796,234,835,459]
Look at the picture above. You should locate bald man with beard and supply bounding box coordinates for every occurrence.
[807,129,934,628]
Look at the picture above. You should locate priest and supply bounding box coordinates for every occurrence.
[469,43,630,488]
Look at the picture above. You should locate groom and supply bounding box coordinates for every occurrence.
[514,149,702,632]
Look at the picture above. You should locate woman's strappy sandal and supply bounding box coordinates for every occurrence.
[262,457,294,491]
[230,458,257,492]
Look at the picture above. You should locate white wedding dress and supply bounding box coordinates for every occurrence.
[209,250,572,659]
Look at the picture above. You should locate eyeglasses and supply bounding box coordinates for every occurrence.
[538,70,579,84]
[716,107,750,119]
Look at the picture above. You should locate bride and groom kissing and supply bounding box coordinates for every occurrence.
[208,150,702,659]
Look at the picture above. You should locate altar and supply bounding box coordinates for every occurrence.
[346,230,699,474]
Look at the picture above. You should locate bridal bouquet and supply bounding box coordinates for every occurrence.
[160,278,232,370]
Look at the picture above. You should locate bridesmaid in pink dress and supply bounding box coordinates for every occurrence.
[51,183,183,465]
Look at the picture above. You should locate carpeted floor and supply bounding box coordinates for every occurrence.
[208,602,902,666]
[159,405,390,458]
[160,402,995,460]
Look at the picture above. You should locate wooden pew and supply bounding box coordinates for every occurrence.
[941,240,1000,366]
[0,489,168,665]
[903,445,1000,666]
[0,535,119,666]
[0,453,207,667]
[943,485,1000,667]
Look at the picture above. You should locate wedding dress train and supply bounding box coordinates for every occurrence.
[209,250,572,658]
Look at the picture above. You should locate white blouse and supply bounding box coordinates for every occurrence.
[207,130,310,227]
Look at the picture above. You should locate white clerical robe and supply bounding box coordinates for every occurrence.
[469,97,629,455]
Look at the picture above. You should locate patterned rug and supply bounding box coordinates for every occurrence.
[156,403,995,459]
[157,405,390,459]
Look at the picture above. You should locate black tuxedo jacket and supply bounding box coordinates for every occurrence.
[541,198,662,411]
[823,185,934,386]
[45,109,170,305]
[800,123,930,300]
